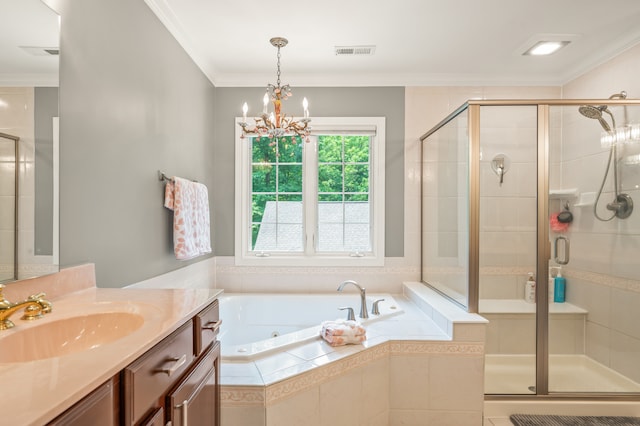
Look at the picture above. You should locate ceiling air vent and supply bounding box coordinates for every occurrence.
[335,45,376,56]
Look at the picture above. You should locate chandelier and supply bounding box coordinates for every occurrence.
[239,37,311,142]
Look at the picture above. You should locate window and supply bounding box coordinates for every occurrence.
[235,117,385,266]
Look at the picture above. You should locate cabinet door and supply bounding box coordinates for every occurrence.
[48,377,118,426]
[167,343,219,426]
[140,407,164,426]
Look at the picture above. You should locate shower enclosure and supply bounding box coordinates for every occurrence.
[421,97,640,397]
[0,132,19,282]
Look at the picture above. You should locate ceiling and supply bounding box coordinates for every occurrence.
[146,0,640,87]
[0,0,59,86]
[3,1,640,88]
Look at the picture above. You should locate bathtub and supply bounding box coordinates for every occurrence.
[218,293,402,360]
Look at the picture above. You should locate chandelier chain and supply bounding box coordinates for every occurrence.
[276,45,281,88]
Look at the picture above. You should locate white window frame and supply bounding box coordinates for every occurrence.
[234,116,385,267]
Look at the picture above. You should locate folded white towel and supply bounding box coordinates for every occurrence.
[320,320,367,346]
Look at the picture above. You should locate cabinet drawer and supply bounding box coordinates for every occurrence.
[123,321,195,425]
[194,299,220,355]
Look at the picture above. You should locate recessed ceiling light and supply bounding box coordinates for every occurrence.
[522,40,570,56]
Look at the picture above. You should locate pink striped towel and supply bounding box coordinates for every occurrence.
[164,176,212,260]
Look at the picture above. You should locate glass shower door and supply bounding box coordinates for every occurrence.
[547,103,640,394]
[478,105,539,395]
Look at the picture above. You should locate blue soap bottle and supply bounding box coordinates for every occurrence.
[554,269,566,303]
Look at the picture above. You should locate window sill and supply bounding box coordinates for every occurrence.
[234,254,385,268]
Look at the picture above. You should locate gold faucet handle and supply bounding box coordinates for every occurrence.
[28,292,46,299]
[0,284,12,308]
[27,293,53,314]
[21,304,44,321]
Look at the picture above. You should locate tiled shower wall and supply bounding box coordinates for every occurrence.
[478,105,540,301]
[560,43,640,383]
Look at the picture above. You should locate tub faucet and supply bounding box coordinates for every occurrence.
[337,280,368,319]
[0,284,52,330]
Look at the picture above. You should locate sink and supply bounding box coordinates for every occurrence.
[0,312,145,363]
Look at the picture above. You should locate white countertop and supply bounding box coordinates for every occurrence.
[0,285,222,426]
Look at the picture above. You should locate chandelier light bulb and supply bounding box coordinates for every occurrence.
[242,102,248,123]
[303,97,309,118]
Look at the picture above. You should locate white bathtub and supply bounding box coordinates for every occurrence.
[218,293,402,360]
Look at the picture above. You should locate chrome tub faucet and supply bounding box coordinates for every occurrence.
[337,280,369,319]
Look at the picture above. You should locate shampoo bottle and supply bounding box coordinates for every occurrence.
[525,272,536,303]
[548,267,558,302]
[554,269,566,303]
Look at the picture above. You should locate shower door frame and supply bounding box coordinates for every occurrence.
[422,98,640,400]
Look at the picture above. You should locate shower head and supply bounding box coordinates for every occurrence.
[578,104,606,119]
[578,91,626,131]
[578,105,612,131]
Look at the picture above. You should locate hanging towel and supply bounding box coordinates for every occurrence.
[320,320,367,346]
[164,176,212,260]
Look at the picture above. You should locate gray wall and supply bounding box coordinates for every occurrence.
[34,87,59,256]
[213,87,405,257]
[56,1,405,288]
[58,0,216,287]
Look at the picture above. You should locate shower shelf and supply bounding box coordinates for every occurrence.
[549,188,578,199]
[479,299,587,315]
[573,192,597,207]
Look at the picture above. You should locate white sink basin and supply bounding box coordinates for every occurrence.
[0,312,145,363]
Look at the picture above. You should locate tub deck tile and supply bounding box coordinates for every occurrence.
[254,352,307,378]
[285,340,336,361]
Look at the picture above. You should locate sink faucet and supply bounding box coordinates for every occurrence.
[0,284,52,330]
[337,280,368,319]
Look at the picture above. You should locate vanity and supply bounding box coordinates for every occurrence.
[0,264,222,426]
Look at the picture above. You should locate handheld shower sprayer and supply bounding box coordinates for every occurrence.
[577,91,633,221]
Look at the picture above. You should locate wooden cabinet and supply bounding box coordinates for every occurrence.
[140,408,164,426]
[47,298,220,426]
[125,299,221,426]
[48,377,119,426]
[123,321,195,425]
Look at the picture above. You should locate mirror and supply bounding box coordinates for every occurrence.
[0,0,59,283]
